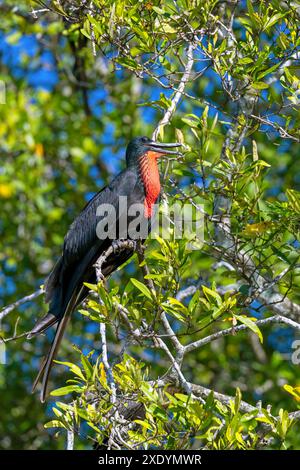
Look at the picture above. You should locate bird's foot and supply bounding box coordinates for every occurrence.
[112,239,123,254]
[112,239,137,254]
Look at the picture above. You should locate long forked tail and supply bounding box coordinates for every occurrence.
[27,312,58,339]
[32,286,85,402]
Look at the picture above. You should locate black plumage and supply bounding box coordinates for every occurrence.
[28,136,181,402]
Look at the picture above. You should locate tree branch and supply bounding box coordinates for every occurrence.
[0,288,43,322]
[152,41,196,141]
[184,315,300,354]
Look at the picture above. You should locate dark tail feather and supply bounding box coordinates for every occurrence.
[27,313,58,339]
[32,246,122,401]
[32,355,47,393]
[36,286,85,402]
[44,257,64,303]
[39,313,70,402]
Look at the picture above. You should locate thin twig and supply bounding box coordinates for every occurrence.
[0,288,43,322]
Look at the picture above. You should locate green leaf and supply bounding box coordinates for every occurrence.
[130,278,153,300]
[264,13,287,31]
[202,285,222,306]
[116,56,139,70]
[174,393,189,402]
[87,421,100,432]
[234,314,263,343]
[189,290,200,312]
[257,62,280,80]
[287,189,300,213]
[50,385,82,396]
[81,354,93,380]
[247,0,255,18]
[54,360,86,381]
[252,82,269,90]
[283,384,300,401]
[135,419,153,431]
[80,28,91,40]
[161,302,186,322]
[83,282,98,292]
[44,420,65,429]
[238,57,253,65]
[168,297,188,312]
[234,388,242,414]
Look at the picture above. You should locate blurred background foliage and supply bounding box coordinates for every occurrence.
[0,0,300,449]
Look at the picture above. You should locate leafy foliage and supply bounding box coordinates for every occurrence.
[46,354,296,450]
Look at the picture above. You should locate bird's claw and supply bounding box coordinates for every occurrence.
[112,239,137,254]
[112,240,123,254]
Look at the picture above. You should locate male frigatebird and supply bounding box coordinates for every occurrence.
[28,136,182,402]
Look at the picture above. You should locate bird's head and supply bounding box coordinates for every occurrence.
[126,136,182,167]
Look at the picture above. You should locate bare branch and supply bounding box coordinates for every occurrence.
[154,336,193,396]
[250,114,300,143]
[152,42,196,141]
[88,1,97,57]
[66,427,74,450]
[0,288,43,322]
[184,315,300,354]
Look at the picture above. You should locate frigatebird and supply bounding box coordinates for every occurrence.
[28,136,182,402]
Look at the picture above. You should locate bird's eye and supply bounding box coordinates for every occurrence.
[141,136,148,143]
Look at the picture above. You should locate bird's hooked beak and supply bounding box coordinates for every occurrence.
[147,140,182,156]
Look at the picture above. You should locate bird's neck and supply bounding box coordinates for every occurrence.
[139,151,161,218]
